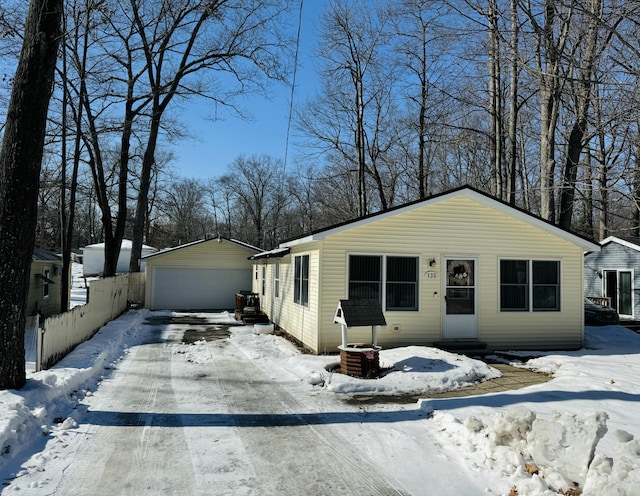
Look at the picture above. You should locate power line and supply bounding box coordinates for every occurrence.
[284,0,303,170]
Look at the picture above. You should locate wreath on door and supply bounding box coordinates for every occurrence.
[448,261,470,286]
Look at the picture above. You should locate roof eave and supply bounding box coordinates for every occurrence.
[283,187,600,252]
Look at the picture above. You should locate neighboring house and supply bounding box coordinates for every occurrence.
[82,239,157,276]
[250,186,600,354]
[26,248,70,318]
[584,236,640,320]
[143,236,260,310]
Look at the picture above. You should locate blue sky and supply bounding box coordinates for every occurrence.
[169,1,323,180]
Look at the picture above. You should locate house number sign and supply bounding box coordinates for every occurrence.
[425,270,438,279]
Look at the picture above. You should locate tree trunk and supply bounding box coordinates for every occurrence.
[558,117,588,230]
[507,0,519,206]
[633,132,640,238]
[488,0,503,199]
[418,28,428,199]
[558,0,602,230]
[130,111,161,272]
[530,0,572,222]
[583,155,594,239]
[0,0,62,389]
[539,90,557,222]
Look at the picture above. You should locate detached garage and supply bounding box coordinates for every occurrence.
[143,237,260,310]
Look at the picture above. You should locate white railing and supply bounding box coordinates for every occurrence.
[39,274,130,370]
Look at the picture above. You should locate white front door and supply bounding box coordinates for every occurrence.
[443,258,478,339]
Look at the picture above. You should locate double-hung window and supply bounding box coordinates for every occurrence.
[294,255,309,306]
[274,262,280,298]
[500,259,560,311]
[348,255,418,311]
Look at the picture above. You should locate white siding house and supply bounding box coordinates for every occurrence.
[82,239,157,276]
[251,187,599,354]
[143,237,260,310]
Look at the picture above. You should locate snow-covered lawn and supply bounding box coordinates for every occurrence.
[70,262,93,309]
[2,309,639,495]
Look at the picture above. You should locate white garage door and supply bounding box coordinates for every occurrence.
[151,267,252,310]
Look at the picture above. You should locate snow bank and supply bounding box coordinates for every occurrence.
[432,405,639,495]
[0,310,148,470]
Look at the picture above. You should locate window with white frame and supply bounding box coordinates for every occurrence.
[348,255,418,311]
[274,262,280,298]
[294,255,309,306]
[500,259,560,311]
[43,267,51,298]
[261,265,266,296]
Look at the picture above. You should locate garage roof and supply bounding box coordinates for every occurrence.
[142,236,260,260]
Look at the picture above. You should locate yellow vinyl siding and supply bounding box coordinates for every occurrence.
[315,196,584,352]
[257,194,589,353]
[26,261,68,318]
[254,247,322,352]
[146,241,255,269]
[145,239,257,308]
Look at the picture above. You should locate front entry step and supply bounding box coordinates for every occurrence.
[433,340,488,356]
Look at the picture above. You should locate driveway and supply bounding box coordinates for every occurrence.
[17,315,413,495]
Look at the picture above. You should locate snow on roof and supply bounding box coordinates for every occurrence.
[249,247,291,260]
[82,239,156,250]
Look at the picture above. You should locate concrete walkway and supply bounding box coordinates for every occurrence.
[427,363,551,398]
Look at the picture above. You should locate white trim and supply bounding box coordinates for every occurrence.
[601,268,635,319]
[274,262,280,298]
[442,256,478,339]
[293,254,310,307]
[42,266,51,299]
[600,236,640,252]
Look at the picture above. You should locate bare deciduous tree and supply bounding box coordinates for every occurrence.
[127,0,292,272]
[0,0,62,389]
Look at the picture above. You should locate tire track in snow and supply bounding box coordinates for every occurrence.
[50,326,197,496]
[203,340,412,496]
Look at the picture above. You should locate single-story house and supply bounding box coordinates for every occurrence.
[82,239,157,276]
[143,236,260,310]
[26,248,70,318]
[584,236,640,320]
[250,186,600,354]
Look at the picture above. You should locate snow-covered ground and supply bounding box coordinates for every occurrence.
[3,308,640,495]
[70,262,93,309]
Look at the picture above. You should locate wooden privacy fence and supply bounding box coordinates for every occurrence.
[38,273,137,371]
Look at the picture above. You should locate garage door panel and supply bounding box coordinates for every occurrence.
[151,267,252,310]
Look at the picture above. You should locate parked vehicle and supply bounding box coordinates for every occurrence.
[584,297,619,326]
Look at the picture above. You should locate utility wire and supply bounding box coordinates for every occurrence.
[284,0,303,170]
